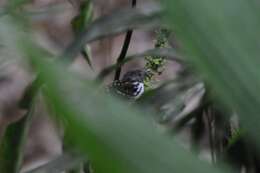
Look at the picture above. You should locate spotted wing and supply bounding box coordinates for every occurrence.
[110,80,144,99]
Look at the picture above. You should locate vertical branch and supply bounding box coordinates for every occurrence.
[114,0,137,81]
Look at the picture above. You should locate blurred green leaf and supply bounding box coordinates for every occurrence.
[71,0,94,69]
[8,0,29,7]
[163,0,260,148]
[71,0,93,34]
[0,0,30,16]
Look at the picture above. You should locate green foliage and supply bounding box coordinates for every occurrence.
[227,129,244,149]
[144,28,171,86]
[71,0,93,34]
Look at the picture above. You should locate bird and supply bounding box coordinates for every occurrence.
[108,69,149,100]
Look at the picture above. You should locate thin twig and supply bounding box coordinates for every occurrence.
[114,0,137,81]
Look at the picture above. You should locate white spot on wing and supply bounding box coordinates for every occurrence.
[134,83,144,99]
